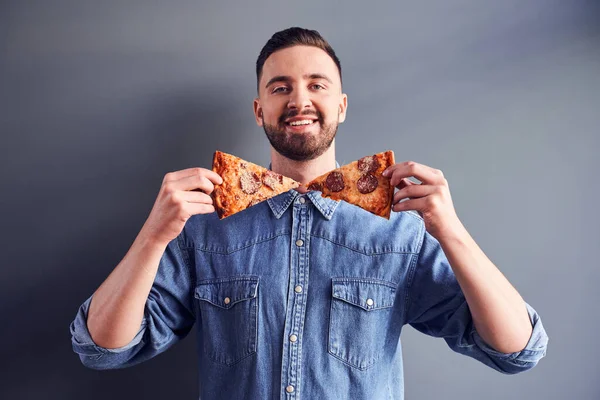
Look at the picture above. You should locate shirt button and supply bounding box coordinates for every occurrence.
[289,334,298,343]
[294,285,303,293]
[286,385,295,393]
[299,197,306,204]
[295,239,304,247]
[224,297,231,305]
[366,298,374,307]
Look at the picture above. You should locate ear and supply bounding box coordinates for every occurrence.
[337,93,348,123]
[253,98,264,127]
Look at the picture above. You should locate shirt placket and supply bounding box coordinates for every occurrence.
[281,195,311,400]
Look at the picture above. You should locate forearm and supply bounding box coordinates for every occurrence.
[437,224,533,354]
[87,225,168,349]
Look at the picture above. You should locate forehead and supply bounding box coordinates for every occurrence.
[261,45,341,86]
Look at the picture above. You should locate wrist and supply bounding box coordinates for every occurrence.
[136,226,171,252]
[434,217,469,246]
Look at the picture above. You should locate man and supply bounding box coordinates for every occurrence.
[71,27,548,399]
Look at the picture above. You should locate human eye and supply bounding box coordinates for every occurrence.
[310,83,326,91]
[271,86,289,94]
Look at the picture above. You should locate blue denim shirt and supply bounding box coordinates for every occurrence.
[71,189,548,400]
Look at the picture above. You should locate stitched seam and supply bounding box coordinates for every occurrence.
[327,348,377,371]
[176,233,197,317]
[194,232,290,254]
[310,233,416,256]
[404,220,426,324]
[197,296,254,309]
[269,191,296,217]
[331,277,397,288]
[318,197,339,219]
[403,210,424,222]
[196,275,259,285]
[332,295,394,311]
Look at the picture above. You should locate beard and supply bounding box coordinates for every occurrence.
[262,109,339,162]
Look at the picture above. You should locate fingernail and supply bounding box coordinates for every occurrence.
[382,170,390,177]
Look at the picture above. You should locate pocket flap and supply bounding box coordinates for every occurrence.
[331,278,396,311]
[195,276,259,310]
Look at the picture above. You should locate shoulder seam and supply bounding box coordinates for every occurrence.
[403,217,426,324]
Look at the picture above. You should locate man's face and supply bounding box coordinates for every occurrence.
[254,45,348,161]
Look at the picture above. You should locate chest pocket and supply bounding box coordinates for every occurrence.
[195,276,259,366]
[328,278,396,370]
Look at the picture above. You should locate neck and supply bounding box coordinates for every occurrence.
[270,142,336,193]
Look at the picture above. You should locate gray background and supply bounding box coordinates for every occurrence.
[1,0,598,399]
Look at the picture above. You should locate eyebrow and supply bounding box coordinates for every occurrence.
[265,73,334,89]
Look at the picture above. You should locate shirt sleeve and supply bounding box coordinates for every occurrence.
[70,233,196,370]
[404,230,548,374]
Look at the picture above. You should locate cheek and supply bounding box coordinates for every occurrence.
[262,102,286,121]
[258,109,276,125]
[320,100,341,121]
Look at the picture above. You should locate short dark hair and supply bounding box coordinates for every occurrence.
[256,27,342,91]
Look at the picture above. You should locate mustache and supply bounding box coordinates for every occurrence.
[278,109,322,125]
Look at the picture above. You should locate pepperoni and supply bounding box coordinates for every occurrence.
[262,170,283,190]
[358,155,380,174]
[325,171,345,192]
[357,173,378,194]
[240,171,262,194]
[308,182,323,192]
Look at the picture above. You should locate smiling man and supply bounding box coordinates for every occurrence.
[254,39,347,187]
[71,27,548,399]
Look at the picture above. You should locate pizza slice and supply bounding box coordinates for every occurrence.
[305,151,396,219]
[211,150,301,219]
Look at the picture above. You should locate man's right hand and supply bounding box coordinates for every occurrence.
[141,168,223,246]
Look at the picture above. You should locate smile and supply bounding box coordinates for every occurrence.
[288,119,316,126]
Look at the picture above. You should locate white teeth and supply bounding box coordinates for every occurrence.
[289,120,314,126]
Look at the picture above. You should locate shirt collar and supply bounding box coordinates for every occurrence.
[266,160,341,220]
[266,190,340,220]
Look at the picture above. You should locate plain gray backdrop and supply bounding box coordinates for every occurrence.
[1,1,599,399]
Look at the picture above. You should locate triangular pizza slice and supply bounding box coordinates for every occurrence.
[306,151,396,219]
[211,151,301,219]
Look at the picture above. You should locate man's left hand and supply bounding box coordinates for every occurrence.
[383,161,464,242]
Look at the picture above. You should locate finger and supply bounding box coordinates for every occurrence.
[384,161,444,187]
[392,184,434,205]
[164,168,203,182]
[186,202,216,216]
[392,197,427,213]
[178,190,214,205]
[164,168,223,185]
[395,177,417,191]
[201,169,224,185]
[176,174,217,194]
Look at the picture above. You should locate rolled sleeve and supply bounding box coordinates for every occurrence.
[70,234,196,370]
[470,303,548,373]
[70,295,148,369]
[406,230,548,374]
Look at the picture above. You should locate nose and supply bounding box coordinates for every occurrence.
[287,86,312,110]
